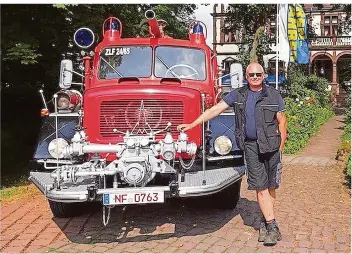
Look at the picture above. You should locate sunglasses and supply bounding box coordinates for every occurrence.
[248,72,263,78]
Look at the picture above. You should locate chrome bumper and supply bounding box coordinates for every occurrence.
[29,166,245,203]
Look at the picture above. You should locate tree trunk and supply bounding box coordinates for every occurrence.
[249,26,265,63]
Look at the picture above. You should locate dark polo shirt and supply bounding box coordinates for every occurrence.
[245,89,262,140]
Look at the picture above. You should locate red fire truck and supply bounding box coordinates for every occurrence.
[29,10,245,223]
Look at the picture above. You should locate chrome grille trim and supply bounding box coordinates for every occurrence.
[100,99,184,138]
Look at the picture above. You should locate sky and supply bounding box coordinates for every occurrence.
[194,4,213,47]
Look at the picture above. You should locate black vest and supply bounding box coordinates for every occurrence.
[233,85,281,154]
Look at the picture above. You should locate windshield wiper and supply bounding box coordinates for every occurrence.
[155,55,181,81]
[100,56,123,77]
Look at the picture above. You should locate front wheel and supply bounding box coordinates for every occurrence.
[211,179,242,209]
[48,200,85,218]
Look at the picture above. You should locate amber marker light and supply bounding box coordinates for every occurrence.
[41,108,50,117]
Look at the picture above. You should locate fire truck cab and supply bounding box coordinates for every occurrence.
[29,10,245,221]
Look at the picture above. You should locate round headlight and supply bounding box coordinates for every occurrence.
[54,90,82,111]
[214,136,232,155]
[54,92,70,110]
[57,96,70,109]
[48,138,69,158]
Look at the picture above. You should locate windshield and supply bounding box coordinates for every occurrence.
[99,46,152,79]
[155,46,206,81]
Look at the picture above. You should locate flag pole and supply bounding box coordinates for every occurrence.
[276,4,279,90]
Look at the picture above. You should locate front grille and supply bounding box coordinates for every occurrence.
[100,99,184,138]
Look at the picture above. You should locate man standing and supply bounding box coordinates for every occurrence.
[177,62,287,246]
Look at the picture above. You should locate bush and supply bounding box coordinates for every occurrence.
[306,75,331,108]
[343,122,351,143]
[284,97,334,154]
[343,96,351,177]
[343,103,351,143]
[282,64,334,154]
[284,63,332,107]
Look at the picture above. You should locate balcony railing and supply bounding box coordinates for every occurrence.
[310,36,351,47]
[214,35,350,47]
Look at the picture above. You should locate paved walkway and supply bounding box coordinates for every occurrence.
[283,115,345,166]
[1,115,350,253]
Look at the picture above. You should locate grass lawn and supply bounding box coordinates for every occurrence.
[0,182,40,204]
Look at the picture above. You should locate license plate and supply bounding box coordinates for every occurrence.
[103,191,165,205]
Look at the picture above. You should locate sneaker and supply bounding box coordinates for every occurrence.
[258,217,267,242]
[263,221,282,246]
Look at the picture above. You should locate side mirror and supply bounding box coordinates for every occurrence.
[230,63,243,89]
[59,60,73,89]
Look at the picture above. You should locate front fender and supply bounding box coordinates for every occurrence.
[209,112,240,153]
[33,113,79,160]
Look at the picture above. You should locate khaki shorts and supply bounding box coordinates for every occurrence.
[244,140,282,191]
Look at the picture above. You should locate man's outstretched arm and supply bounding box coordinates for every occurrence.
[177,101,230,131]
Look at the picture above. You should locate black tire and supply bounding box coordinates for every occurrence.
[211,178,242,209]
[48,200,85,218]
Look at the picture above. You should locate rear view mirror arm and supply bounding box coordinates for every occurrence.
[65,68,85,78]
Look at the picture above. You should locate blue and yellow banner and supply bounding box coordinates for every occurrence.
[287,4,309,64]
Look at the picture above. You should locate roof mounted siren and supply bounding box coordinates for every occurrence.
[188,21,207,44]
[102,17,122,41]
[73,27,95,49]
[145,10,161,38]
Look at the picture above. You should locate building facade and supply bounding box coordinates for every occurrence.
[211,4,241,78]
[212,4,351,105]
[304,4,351,104]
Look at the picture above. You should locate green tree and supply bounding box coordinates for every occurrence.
[224,4,276,65]
[1,4,197,91]
[1,5,73,90]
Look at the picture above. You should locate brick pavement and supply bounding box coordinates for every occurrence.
[284,115,345,166]
[1,116,350,253]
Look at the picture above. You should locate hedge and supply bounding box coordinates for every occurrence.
[343,100,351,177]
[282,63,334,154]
[283,97,334,154]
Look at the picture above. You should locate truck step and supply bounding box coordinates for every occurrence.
[177,166,245,197]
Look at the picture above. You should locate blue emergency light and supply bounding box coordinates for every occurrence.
[193,23,204,34]
[73,27,95,49]
[104,19,120,32]
[111,20,120,31]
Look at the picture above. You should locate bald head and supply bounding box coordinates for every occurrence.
[245,62,265,90]
[246,62,264,74]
